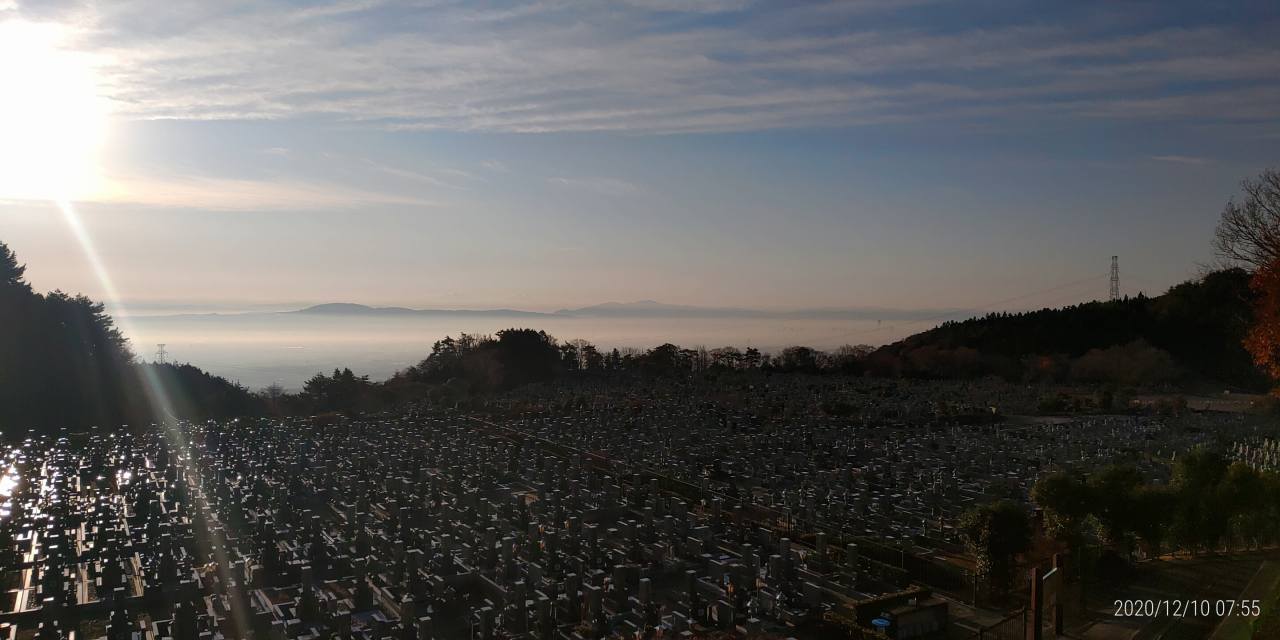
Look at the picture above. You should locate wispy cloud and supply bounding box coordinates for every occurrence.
[357,157,470,190]
[94,172,439,211]
[548,176,642,196]
[1150,154,1212,165]
[11,0,1280,134]
[618,0,754,13]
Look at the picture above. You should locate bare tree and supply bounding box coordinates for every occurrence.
[693,345,710,372]
[567,338,595,369]
[833,344,874,360]
[1214,168,1280,269]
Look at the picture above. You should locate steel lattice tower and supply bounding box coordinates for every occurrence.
[156,343,167,365]
[1109,256,1120,302]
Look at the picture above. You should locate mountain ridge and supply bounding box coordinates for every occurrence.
[132,300,966,322]
[290,303,551,317]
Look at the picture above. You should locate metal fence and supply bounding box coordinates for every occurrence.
[968,608,1027,640]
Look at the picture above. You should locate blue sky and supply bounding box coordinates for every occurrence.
[0,0,1277,313]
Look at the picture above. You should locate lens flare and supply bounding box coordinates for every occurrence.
[56,201,252,637]
[0,20,108,201]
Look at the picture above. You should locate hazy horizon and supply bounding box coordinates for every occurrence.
[123,313,899,390]
[1,0,1276,319]
[115,277,1164,390]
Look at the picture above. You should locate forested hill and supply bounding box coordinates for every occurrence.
[875,268,1266,389]
[0,241,260,435]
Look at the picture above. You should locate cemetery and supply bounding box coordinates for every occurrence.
[0,390,1270,639]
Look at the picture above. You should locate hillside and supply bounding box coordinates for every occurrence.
[0,241,262,434]
[875,268,1265,389]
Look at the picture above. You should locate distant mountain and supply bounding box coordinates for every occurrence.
[145,300,964,322]
[555,300,959,321]
[292,303,550,317]
[297,303,418,315]
[555,300,763,318]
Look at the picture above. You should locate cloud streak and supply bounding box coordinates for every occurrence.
[94,172,439,211]
[1150,155,1211,165]
[11,0,1280,134]
[548,176,642,196]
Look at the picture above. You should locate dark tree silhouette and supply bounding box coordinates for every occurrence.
[959,500,1031,595]
[0,240,261,433]
[1031,472,1091,543]
[1214,168,1280,269]
[1034,447,1280,562]
[0,242,28,290]
[304,368,372,412]
[876,268,1261,388]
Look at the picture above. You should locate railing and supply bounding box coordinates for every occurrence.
[969,608,1026,640]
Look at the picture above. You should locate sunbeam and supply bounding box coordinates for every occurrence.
[56,198,252,638]
[56,199,179,422]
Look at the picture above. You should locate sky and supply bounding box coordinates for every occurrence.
[0,0,1278,314]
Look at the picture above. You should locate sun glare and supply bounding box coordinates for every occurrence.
[0,20,108,201]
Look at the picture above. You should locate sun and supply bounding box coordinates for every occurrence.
[0,20,109,202]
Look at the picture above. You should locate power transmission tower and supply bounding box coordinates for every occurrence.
[1109,256,1120,302]
[156,343,167,365]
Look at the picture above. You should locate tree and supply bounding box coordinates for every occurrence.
[874,269,1261,388]
[1130,486,1176,557]
[559,341,581,371]
[708,346,742,369]
[959,500,1031,595]
[580,343,604,371]
[492,328,560,387]
[1069,340,1181,387]
[0,241,30,292]
[774,346,822,373]
[562,338,600,371]
[1087,465,1143,549]
[1202,170,1280,388]
[831,344,873,373]
[304,368,371,412]
[1244,261,1280,384]
[1213,168,1280,269]
[642,343,683,374]
[1171,448,1230,552]
[411,336,463,381]
[1032,472,1091,543]
[0,239,262,430]
[1218,463,1268,549]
